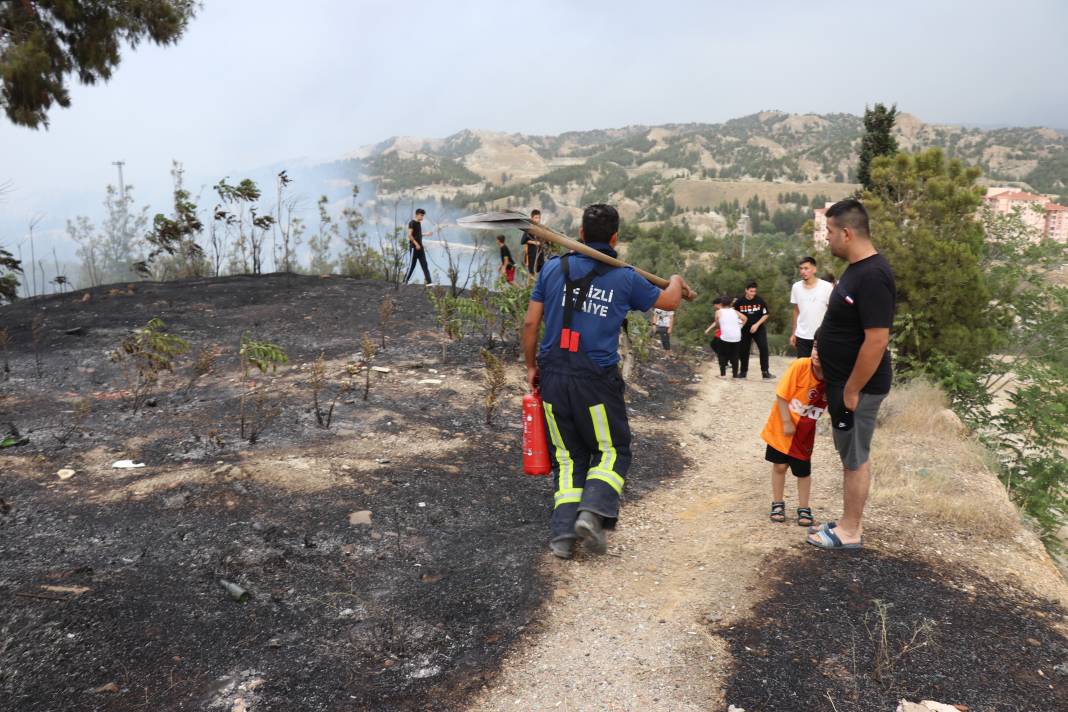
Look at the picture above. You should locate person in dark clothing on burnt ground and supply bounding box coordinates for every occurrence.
[522,204,694,559]
[520,209,547,275]
[497,234,516,284]
[736,280,774,379]
[404,208,433,285]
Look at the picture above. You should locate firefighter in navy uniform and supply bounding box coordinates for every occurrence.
[522,204,693,559]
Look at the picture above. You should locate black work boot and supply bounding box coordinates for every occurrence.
[574,511,607,555]
[549,537,575,560]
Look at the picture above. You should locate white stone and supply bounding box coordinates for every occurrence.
[348,510,373,526]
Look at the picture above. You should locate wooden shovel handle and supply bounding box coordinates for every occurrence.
[523,224,695,300]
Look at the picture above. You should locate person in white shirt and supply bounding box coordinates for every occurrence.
[704,296,745,378]
[651,307,674,351]
[790,256,834,358]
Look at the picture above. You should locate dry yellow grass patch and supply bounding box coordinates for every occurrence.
[870,380,1018,538]
[671,179,858,211]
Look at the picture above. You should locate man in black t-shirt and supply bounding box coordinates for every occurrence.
[520,209,546,275]
[404,208,433,285]
[496,234,516,284]
[807,199,896,552]
[735,281,774,379]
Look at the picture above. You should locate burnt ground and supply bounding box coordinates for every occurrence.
[719,549,1068,711]
[0,274,695,711]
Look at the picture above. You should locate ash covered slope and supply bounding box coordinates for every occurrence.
[0,274,694,711]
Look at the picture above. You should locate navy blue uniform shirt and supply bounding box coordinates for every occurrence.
[531,245,661,367]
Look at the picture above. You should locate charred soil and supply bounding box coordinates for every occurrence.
[720,550,1068,711]
[0,274,694,711]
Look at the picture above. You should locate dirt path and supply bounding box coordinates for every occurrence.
[467,355,834,711]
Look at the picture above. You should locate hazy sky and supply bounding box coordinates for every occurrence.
[2,0,1067,243]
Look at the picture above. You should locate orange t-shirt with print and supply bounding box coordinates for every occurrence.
[760,358,827,461]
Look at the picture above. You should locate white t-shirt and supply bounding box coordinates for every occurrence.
[653,309,674,328]
[718,308,743,343]
[790,278,834,339]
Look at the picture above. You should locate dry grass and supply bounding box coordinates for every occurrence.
[869,380,1018,538]
[671,179,858,211]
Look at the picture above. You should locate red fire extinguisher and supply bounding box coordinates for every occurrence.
[522,390,552,476]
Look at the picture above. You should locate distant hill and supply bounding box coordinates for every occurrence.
[314,111,1068,235]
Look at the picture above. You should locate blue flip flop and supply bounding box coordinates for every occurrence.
[808,520,836,535]
[807,527,862,550]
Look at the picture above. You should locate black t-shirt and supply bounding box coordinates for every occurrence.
[735,295,768,330]
[521,232,544,267]
[500,244,514,268]
[408,219,423,246]
[818,253,896,394]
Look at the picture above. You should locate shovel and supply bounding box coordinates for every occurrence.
[456,210,696,300]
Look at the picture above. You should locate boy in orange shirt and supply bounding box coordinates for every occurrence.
[760,337,827,527]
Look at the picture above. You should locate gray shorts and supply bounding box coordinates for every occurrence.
[828,389,887,470]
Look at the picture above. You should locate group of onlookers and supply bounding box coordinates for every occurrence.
[693,257,835,379]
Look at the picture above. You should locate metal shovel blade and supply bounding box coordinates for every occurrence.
[456,210,533,231]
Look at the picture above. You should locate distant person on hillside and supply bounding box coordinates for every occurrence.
[497,234,516,284]
[807,199,895,551]
[521,209,546,274]
[705,294,744,379]
[736,281,773,379]
[404,208,433,285]
[651,307,674,351]
[522,203,694,560]
[790,256,834,358]
[761,335,827,528]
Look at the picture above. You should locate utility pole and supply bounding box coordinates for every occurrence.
[113,160,126,200]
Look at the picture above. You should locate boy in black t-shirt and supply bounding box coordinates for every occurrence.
[496,234,516,284]
[520,209,546,274]
[404,208,433,284]
[807,199,895,552]
[735,281,774,379]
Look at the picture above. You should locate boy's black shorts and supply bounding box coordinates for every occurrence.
[765,444,811,478]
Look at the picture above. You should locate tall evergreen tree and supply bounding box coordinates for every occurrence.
[0,1,197,128]
[863,148,997,369]
[857,103,899,191]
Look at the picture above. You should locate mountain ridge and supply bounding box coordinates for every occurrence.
[325,110,1068,232]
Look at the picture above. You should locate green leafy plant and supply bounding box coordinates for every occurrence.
[238,333,288,442]
[427,286,465,359]
[489,280,533,350]
[0,246,22,303]
[620,315,654,381]
[110,317,190,412]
